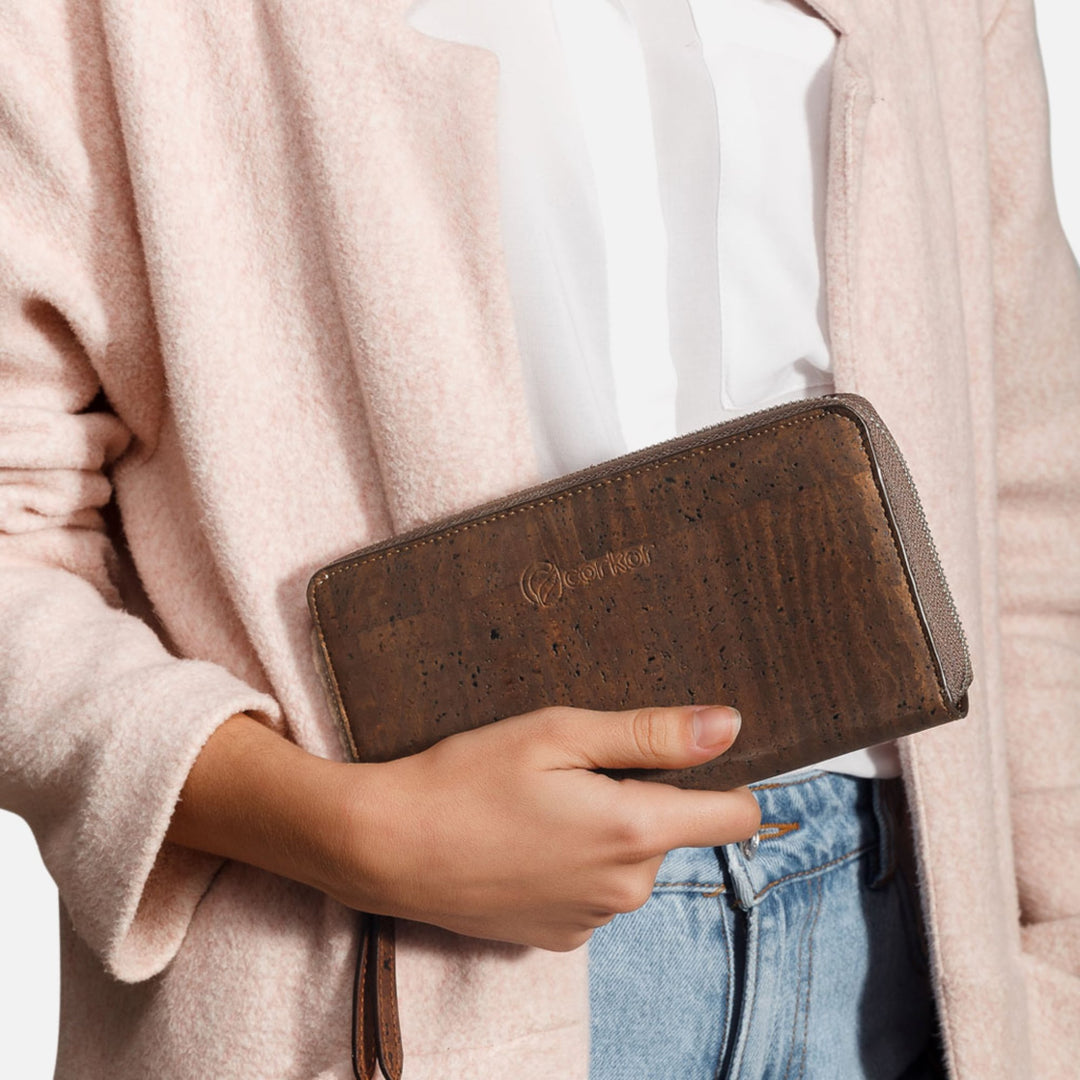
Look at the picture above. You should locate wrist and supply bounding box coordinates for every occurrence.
[314,757,419,916]
[166,713,353,895]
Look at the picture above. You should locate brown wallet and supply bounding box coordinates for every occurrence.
[307,392,972,1079]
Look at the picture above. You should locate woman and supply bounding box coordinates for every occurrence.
[0,1,1076,1077]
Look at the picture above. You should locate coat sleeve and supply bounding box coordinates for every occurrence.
[984,0,1080,1070]
[0,3,281,983]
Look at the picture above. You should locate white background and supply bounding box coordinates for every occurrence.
[2,3,1078,1075]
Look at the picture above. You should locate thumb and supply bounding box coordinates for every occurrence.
[537,704,742,771]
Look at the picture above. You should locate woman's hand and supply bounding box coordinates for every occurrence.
[167,704,759,951]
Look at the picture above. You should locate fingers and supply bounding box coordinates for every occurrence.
[528,703,742,772]
[606,782,762,856]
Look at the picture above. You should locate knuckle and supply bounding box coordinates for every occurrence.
[630,707,670,761]
[518,708,566,757]
[528,705,575,744]
[532,703,575,724]
[609,806,659,860]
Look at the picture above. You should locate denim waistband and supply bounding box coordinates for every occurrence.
[654,771,906,911]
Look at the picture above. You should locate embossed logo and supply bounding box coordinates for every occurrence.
[519,543,654,608]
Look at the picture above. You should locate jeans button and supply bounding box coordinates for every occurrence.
[739,831,760,860]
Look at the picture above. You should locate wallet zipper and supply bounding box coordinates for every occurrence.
[851,406,973,701]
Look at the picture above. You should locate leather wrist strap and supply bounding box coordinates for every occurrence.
[352,912,403,1080]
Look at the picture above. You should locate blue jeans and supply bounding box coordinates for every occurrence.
[588,771,943,1079]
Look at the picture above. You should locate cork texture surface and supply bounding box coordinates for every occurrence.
[312,409,953,789]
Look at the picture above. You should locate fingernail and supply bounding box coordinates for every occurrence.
[692,706,741,749]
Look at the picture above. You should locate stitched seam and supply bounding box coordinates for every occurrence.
[654,880,727,894]
[781,874,819,1080]
[796,877,824,1080]
[313,413,823,583]
[354,918,372,1077]
[753,842,872,901]
[759,822,800,841]
[378,956,402,1077]
[713,894,735,1080]
[781,879,810,1080]
[803,876,825,1080]
[732,909,761,1077]
[750,771,827,792]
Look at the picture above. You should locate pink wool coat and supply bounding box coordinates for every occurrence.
[1,0,1077,1076]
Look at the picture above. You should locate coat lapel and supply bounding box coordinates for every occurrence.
[265,1,545,534]
[805,4,1030,1074]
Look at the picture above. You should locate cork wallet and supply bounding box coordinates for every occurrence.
[308,393,972,791]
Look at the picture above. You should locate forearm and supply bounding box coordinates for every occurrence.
[165,713,352,898]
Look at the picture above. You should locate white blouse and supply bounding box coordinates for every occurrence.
[407,0,901,780]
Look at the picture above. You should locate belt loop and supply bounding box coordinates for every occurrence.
[869,779,897,889]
